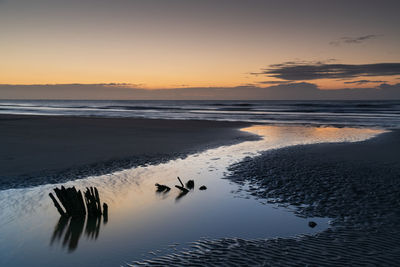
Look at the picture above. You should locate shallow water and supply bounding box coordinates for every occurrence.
[0,125,384,267]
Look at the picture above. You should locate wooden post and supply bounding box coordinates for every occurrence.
[103,203,108,224]
[50,186,108,221]
[177,177,185,188]
[49,193,67,217]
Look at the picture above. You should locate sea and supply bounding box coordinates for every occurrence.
[0,100,400,128]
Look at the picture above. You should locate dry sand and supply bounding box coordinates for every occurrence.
[133,130,400,266]
[0,115,255,190]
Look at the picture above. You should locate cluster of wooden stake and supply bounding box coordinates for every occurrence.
[155,177,207,196]
[49,186,108,220]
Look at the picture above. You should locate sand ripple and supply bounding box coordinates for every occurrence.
[130,131,400,266]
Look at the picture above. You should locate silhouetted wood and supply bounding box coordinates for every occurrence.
[176,177,189,193]
[199,185,207,190]
[186,180,194,189]
[76,190,86,216]
[155,183,171,192]
[49,192,67,217]
[84,187,102,217]
[94,187,102,214]
[103,203,108,224]
[49,186,107,220]
[177,177,185,188]
[49,186,109,251]
[52,186,86,218]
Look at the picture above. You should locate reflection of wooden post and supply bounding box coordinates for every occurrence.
[175,185,189,193]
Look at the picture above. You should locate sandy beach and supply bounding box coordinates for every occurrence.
[2,0,399,265]
[0,114,398,266]
[0,115,255,190]
[135,130,400,265]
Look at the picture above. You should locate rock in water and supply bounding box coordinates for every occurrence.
[308,221,317,228]
[186,180,195,190]
[199,185,207,190]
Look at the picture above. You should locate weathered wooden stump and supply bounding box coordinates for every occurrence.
[49,186,108,220]
[103,203,108,224]
[84,187,102,217]
[186,180,194,190]
[155,183,171,192]
[175,177,189,193]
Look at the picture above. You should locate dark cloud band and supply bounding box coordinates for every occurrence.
[329,34,380,46]
[256,62,400,81]
[343,80,387,84]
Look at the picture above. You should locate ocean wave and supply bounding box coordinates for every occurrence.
[1,100,399,128]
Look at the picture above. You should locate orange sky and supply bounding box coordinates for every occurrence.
[0,0,399,91]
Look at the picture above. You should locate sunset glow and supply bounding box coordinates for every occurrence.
[1,0,399,94]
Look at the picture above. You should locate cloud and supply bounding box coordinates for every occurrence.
[257,81,292,85]
[254,62,400,81]
[329,35,381,46]
[343,79,387,84]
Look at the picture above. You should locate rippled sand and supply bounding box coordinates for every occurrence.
[133,130,400,266]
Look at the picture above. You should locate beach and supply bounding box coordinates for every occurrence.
[0,110,399,266]
[136,130,400,265]
[2,0,400,265]
[0,114,255,189]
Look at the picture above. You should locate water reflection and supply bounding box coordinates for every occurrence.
[175,190,188,201]
[0,125,386,266]
[50,215,107,252]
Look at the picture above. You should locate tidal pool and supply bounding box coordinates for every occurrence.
[0,125,384,267]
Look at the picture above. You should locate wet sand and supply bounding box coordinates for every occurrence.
[135,130,400,266]
[0,115,255,190]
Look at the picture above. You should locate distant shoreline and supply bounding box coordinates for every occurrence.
[0,114,257,190]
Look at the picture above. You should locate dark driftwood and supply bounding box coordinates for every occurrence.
[177,177,185,188]
[103,203,108,224]
[84,187,102,217]
[186,180,194,190]
[175,177,189,193]
[51,186,86,218]
[49,192,67,217]
[155,183,171,192]
[49,186,107,220]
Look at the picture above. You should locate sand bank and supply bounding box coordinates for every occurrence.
[0,115,255,190]
[134,130,400,266]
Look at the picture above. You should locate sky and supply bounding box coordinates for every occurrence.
[1,0,400,99]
